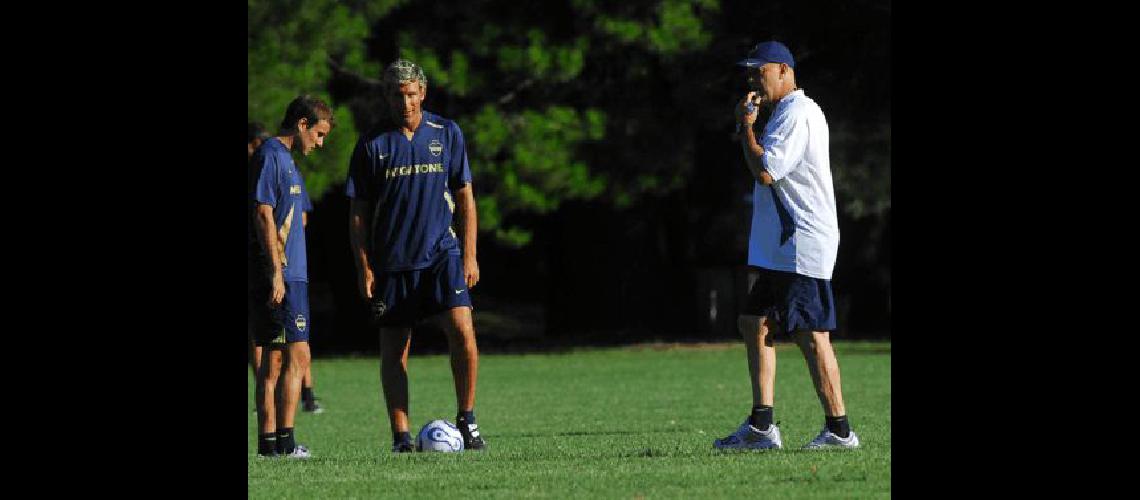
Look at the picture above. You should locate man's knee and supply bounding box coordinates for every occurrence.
[444,308,476,341]
[450,306,475,330]
[739,315,775,343]
[259,348,284,377]
[795,330,830,351]
[287,342,312,371]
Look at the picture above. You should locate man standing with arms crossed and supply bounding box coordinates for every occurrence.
[713,41,860,450]
[347,60,486,453]
[249,96,334,457]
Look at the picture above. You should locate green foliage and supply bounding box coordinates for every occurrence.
[590,0,718,56]
[247,0,404,200]
[377,1,722,246]
[466,104,607,244]
[248,0,890,253]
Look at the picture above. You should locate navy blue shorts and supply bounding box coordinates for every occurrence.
[248,281,311,346]
[742,267,837,334]
[370,253,472,328]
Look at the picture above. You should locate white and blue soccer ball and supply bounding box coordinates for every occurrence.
[416,419,465,452]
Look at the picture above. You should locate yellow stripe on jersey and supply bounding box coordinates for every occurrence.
[277,203,294,268]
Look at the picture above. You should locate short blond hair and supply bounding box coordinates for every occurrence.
[382,59,427,89]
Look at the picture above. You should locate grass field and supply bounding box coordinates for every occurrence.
[248,341,891,498]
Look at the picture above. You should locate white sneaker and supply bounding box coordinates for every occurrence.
[713,420,782,450]
[283,444,311,458]
[802,427,860,449]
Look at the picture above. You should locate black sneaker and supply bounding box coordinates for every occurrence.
[457,419,486,450]
[392,437,415,453]
[302,398,324,414]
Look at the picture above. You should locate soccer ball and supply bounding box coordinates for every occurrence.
[416,419,465,452]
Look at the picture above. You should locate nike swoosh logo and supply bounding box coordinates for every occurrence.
[455,290,463,294]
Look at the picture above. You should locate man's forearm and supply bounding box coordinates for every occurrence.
[257,210,283,276]
[458,189,477,259]
[740,126,773,185]
[348,201,371,272]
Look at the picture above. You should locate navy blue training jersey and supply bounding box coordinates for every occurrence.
[249,137,311,283]
[346,111,472,272]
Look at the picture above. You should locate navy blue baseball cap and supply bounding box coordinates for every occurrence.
[737,41,795,69]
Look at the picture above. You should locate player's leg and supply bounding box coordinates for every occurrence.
[379,326,414,451]
[714,268,783,450]
[435,254,484,449]
[248,283,262,380]
[443,305,485,449]
[370,268,417,452]
[786,276,857,449]
[793,331,844,416]
[795,330,857,448]
[739,314,776,410]
[301,348,322,413]
[443,306,478,413]
[273,281,312,458]
[248,329,262,380]
[279,341,310,440]
[248,292,264,414]
[256,345,284,457]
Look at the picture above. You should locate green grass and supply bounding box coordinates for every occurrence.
[249,341,891,498]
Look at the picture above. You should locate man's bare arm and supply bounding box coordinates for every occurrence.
[256,204,286,306]
[740,126,774,186]
[455,184,480,288]
[735,92,774,186]
[348,199,374,299]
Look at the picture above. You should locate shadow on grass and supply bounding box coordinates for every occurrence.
[495,428,690,438]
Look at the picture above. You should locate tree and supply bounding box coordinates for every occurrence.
[247,0,404,200]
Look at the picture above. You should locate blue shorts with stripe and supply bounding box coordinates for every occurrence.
[742,266,837,335]
[370,253,472,328]
[248,281,311,346]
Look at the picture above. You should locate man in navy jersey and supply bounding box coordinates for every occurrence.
[249,95,334,458]
[347,60,486,453]
[247,122,321,414]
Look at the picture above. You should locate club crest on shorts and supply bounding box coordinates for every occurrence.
[295,314,307,332]
[372,300,387,317]
[429,139,443,156]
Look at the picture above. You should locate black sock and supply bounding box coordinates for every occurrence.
[301,387,314,403]
[457,410,476,428]
[825,416,850,438]
[276,427,296,454]
[258,433,277,456]
[750,406,773,429]
[394,431,412,445]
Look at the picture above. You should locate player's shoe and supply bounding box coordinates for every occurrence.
[802,427,860,449]
[457,420,486,450]
[392,438,415,453]
[282,444,311,458]
[713,419,782,450]
[302,398,324,414]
